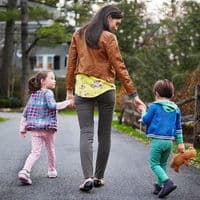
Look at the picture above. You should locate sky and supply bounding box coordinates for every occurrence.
[146,0,168,11]
[143,0,200,21]
[144,0,169,21]
[146,0,200,10]
[58,0,200,24]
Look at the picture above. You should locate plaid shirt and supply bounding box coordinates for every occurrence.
[23,89,57,131]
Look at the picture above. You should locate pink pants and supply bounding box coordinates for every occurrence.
[23,130,56,172]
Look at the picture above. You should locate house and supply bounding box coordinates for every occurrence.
[29,44,68,78]
[0,0,69,78]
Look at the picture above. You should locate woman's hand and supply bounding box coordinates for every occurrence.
[66,90,75,108]
[132,96,146,113]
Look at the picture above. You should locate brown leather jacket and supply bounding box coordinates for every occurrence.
[66,30,137,96]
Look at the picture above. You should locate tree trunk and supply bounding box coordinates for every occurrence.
[193,85,200,148]
[20,0,29,105]
[0,0,17,97]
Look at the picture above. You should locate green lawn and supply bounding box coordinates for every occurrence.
[59,109,77,115]
[0,117,8,122]
[59,109,98,115]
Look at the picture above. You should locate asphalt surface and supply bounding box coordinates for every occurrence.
[0,112,200,200]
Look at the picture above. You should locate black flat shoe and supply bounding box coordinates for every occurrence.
[93,178,104,187]
[79,178,93,191]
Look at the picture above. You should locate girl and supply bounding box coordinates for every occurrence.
[18,70,70,185]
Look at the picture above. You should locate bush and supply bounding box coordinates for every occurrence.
[0,98,10,108]
[0,97,22,108]
[54,77,66,101]
[9,97,22,108]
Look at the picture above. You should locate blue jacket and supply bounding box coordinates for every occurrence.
[142,100,183,143]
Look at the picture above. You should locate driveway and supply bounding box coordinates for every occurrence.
[0,112,199,200]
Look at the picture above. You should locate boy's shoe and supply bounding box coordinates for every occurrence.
[158,179,177,198]
[153,183,162,195]
[18,169,32,185]
[93,178,104,187]
[79,178,93,191]
[48,169,57,178]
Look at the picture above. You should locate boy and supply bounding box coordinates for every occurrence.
[142,79,185,198]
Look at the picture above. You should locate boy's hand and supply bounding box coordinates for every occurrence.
[178,143,185,153]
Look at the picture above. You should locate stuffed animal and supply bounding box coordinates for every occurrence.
[170,147,197,173]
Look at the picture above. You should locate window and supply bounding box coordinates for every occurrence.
[64,56,67,68]
[54,56,60,70]
[36,56,43,68]
[29,56,36,70]
[34,55,61,71]
[47,56,53,69]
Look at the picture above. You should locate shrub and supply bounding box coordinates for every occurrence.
[0,97,22,108]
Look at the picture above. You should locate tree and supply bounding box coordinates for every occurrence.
[20,0,29,105]
[119,0,200,102]
[171,1,200,72]
[63,0,99,27]
[0,0,18,98]
[117,0,145,72]
[0,0,72,103]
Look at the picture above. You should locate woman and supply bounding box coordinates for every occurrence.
[66,4,145,191]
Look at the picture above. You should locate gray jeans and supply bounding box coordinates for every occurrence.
[75,90,115,179]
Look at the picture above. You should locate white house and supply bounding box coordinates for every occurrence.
[0,0,69,78]
[29,44,68,78]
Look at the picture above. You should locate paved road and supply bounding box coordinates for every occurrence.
[0,112,200,200]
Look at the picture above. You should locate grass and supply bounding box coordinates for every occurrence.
[112,120,150,144]
[112,119,200,169]
[59,109,99,115]
[59,109,77,115]
[0,117,8,122]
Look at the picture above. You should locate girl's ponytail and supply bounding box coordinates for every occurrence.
[28,70,51,94]
[28,75,41,94]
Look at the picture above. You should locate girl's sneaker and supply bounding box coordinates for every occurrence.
[79,178,93,191]
[18,169,32,185]
[48,169,57,178]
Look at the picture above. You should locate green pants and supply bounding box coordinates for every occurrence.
[150,138,173,185]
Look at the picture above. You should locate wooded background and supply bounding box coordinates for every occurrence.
[0,0,200,105]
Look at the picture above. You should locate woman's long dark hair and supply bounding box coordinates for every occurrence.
[79,4,123,49]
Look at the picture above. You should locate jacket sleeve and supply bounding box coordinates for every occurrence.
[104,33,137,96]
[175,109,184,144]
[142,104,155,126]
[45,90,57,110]
[20,97,29,132]
[66,32,78,91]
